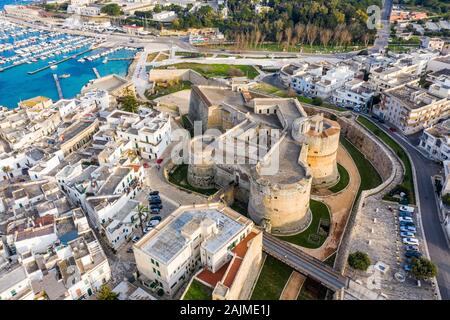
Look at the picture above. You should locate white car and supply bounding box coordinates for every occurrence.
[403,237,419,245]
[131,236,140,243]
[149,220,160,227]
[399,216,414,223]
[399,205,414,213]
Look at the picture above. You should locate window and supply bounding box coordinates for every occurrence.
[157,271,161,276]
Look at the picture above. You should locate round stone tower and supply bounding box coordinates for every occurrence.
[292,114,340,188]
[187,136,216,189]
[248,140,313,235]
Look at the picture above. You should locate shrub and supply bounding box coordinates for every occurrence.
[312,97,323,106]
[411,257,438,280]
[348,251,371,271]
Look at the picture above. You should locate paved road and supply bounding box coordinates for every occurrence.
[371,120,450,299]
[370,0,393,54]
[263,233,349,292]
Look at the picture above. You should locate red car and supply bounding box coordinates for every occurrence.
[156,158,163,164]
[389,127,397,132]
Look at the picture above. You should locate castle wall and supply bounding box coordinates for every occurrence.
[248,177,312,235]
[188,88,210,132]
[187,162,216,189]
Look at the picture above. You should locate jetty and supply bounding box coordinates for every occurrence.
[92,67,100,79]
[53,73,64,99]
[27,48,94,75]
[108,57,134,61]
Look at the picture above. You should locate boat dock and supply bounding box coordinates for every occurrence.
[92,67,100,79]
[27,48,94,75]
[108,57,134,61]
[53,73,64,99]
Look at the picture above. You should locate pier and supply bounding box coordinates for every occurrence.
[27,48,94,75]
[92,67,100,79]
[108,57,134,61]
[53,73,64,99]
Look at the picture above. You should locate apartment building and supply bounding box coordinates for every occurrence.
[331,79,374,111]
[133,204,258,297]
[106,109,171,160]
[375,82,450,135]
[419,119,450,161]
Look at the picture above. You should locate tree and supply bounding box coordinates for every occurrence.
[101,4,122,16]
[120,95,139,113]
[312,97,323,106]
[348,251,371,271]
[320,29,333,48]
[2,166,12,182]
[137,204,149,233]
[411,257,438,280]
[306,23,318,47]
[96,285,118,300]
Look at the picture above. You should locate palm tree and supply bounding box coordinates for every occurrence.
[136,204,149,233]
[2,166,12,182]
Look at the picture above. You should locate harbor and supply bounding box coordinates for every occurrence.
[0,17,138,108]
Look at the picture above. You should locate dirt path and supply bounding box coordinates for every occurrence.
[302,144,361,261]
[279,271,306,300]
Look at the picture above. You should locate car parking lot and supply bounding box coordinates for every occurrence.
[346,196,436,299]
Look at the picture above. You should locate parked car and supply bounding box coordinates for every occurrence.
[399,216,414,223]
[401,231,415,238]
[399,211,413,218]
[150,199,162,205]
[150,204,163,210]
[404,245,419,251]
[399,205,415,213]
[144,226,152,233]
[403,264,412,272]
[151,209,160,214]
[150,216,161,222]
[400,221,415,227]
[405,251,422,259]
[149,195,161,201]
[389,127,397,132]
[401,225,416,232]
[146,220,160,227]
[131,236,140,243]
[403,237,419,245]
[149,191,159,196]
[400,226,416,233]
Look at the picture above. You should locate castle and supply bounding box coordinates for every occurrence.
[186,85,340,235]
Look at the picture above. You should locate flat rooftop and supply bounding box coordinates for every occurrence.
[140,207,250,265]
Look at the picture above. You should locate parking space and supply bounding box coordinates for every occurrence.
[346,196,436,299]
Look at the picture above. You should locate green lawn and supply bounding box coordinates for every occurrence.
[356,116,415,205]
[250,256,293,300]
[230,201,248,217]
[183,279,212,300]
[158,63,259,79]
[324,252,337,268]
[252,83,346,112]
[277,200,331,249]
[297,278,328,300]
[168,164,218,196]
[328,164,350,193]
[340,137,382,199]
[146,81,192,100]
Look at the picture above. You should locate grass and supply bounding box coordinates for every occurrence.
[297,277,328,300]
[230,201,248,217]
[146,52,159,63]
[329,164,350,193]
[183,279,212,300]
[175,51,213,58]
[181,114,194,136]
[250,256,293,300]
[168,164,218,196]
[340,137,382,199]
[251,83,346,112]
[158,62,259,79]
[324,252,337,268]
[277,200,331,249]
[155,53,169,62]
[356,116,415,205]
[146,80,192,100]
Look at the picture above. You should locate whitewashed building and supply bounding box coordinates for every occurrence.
[419,119,450,162]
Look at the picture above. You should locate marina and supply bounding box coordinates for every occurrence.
[0,17,138,108]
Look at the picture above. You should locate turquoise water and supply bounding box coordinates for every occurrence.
[0,1,136,108]
[0,47,135,108]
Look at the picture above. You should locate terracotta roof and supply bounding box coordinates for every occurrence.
[196,262,230,287]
